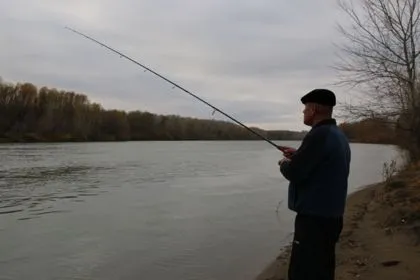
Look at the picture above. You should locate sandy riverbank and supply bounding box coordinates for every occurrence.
[255,162,420,280]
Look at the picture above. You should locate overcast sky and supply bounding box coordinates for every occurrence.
[1,0,351,131]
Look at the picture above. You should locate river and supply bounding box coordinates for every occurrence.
[0,141,403,280]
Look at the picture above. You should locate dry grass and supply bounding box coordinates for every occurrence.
[375,161,420,244]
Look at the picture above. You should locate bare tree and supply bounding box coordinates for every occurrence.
[334,0,420,158]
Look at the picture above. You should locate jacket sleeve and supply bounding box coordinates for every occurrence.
[279,127,329,184]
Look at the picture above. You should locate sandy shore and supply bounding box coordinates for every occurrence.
[255,162,420,280]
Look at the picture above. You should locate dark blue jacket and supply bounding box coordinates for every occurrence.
[279,119,351,218]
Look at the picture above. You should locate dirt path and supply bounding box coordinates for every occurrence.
[255,181,420,280]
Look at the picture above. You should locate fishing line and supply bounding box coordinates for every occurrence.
[65,26,288,152]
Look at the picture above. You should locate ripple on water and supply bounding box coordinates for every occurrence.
[0,164,114,220]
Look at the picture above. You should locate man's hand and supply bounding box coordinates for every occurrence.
[282,147,296,159]
[278,158,290,166]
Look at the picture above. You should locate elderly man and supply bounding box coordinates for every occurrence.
[278,89,351,280]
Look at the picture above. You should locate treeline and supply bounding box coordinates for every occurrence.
[339,118,398,144]
[266,130,307,141]
[0,80,306,142]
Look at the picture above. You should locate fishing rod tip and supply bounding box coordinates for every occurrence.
[64,26,77,33]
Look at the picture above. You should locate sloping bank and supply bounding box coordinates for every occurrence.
[255,161,420,280]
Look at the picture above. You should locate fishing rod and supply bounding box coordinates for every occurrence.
[65,27,288,152]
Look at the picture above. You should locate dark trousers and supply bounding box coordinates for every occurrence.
[288,213,343,280]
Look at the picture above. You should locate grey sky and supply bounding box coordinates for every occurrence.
[1,0,350,131]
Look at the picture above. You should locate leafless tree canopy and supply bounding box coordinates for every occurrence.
[335,0,420,158]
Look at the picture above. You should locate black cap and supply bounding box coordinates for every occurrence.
[300,89,336,106]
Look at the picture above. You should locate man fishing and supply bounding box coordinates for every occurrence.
[65,32,350,280]
[278,89,351,280]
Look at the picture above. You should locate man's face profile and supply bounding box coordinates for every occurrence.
[303,103,315,126]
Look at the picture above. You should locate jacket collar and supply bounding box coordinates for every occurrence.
[312,118,336,128]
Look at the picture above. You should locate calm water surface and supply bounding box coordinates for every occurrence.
[0,141,403,280]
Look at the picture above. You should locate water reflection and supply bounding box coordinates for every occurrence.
[0,142,403,280]
[0,164,113,220]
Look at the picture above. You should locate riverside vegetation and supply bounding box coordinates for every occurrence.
[0,79,399,144]
[0,80,308,143]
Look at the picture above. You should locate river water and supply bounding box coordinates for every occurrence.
[0,141,403,280]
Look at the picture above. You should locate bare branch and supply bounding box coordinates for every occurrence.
[335,0,420,127]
